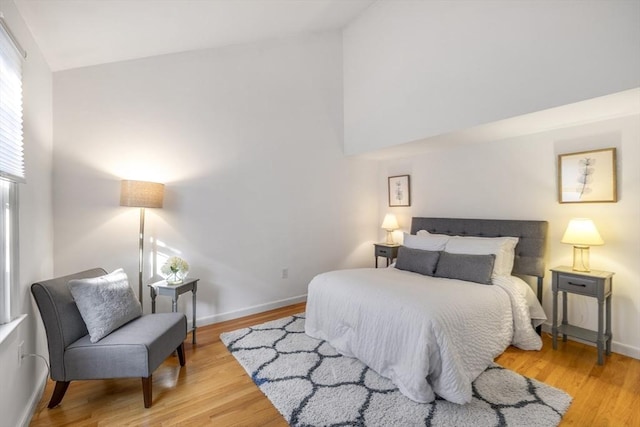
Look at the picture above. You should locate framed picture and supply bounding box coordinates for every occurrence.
[388,175,411,207]
[558,148,617,203]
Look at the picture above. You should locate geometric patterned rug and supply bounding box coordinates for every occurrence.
[220,314,572,427]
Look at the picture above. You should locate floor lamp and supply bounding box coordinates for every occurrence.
[120,180,164,309]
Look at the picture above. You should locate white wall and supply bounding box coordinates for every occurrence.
[344,0,640,154]
[53,32,378,322]
[6,6,635,427]
[0,1,54,426]
[378,114,640,358]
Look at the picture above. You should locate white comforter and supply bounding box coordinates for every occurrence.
[304,267,543,405]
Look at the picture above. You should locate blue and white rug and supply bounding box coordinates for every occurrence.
[220,314,572,427]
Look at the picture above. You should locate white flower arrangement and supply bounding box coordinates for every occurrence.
[161,256,189,284]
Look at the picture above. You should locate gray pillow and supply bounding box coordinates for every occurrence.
[434,252,496,285]
[395,246,441,276]
[68,268,142,343]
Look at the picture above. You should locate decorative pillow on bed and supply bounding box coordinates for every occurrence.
[403,232,450,251]
[444,235,518,278]
[434,252,496,285]
[68,268,142,343]
[395,246,441,276]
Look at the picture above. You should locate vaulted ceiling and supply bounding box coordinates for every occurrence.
[14,0,375,71]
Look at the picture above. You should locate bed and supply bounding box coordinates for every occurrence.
[305,217,548,405]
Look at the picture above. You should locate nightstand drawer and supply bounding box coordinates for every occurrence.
[557,275,598,296]
[376,246,395,257]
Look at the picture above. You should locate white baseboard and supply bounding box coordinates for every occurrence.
[540,322,640,360]
[610,341,640,359]
[197,294,307,326]
[19,368,48,427]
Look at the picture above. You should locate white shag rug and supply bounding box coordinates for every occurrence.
[220,314,572,427]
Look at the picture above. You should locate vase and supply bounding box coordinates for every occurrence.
[166,269,188,285]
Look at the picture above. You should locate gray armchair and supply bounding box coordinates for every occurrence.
[31,268,187,408]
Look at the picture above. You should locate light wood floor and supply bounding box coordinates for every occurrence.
[30,303,640,426]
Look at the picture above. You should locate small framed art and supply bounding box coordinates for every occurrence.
[388,175,411,207]
[558,148,617,203]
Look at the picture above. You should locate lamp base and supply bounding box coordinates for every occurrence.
[385,230,395,245]
[572,246,590,272]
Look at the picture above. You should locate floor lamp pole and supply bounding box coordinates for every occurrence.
[138,207,145,309]
[120,179,164,311]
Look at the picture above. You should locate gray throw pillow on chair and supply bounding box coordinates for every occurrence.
[68,268,142,343]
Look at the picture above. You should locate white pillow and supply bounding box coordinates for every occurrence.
[444,235,519,278]
[403,231,450,251]
[68,268,142,343]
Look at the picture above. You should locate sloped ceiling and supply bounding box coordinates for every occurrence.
[14,0,375,71]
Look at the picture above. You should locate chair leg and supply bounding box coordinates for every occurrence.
[176,342,186,367]
[142,376,152,408]
[48,381,70,408]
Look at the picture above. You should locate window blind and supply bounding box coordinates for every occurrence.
[0,16,25,183]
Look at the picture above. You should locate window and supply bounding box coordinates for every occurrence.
[0,180,18,324]
[0,15,25,325]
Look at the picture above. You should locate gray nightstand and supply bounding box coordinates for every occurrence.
[551,266,614,365]
[374,243,400,267]
[149,278,199,344]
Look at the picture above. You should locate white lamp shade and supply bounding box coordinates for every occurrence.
[381,213,399,231]
[561,218,604,246]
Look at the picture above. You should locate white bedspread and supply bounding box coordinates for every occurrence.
[304,268,542,405]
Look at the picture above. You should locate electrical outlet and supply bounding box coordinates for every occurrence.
[281,268,288,279]
[18,341,24,367]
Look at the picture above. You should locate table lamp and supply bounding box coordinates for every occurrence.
[561,218,604,272]
[120,180,164,308]
[381,213,399,245]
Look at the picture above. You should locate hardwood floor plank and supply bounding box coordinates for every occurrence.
[30,302,639,426]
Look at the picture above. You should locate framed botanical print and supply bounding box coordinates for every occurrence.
[388,175,411,207]
[558,148,617,203]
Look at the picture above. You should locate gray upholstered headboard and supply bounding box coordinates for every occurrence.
[411,217,548,296]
